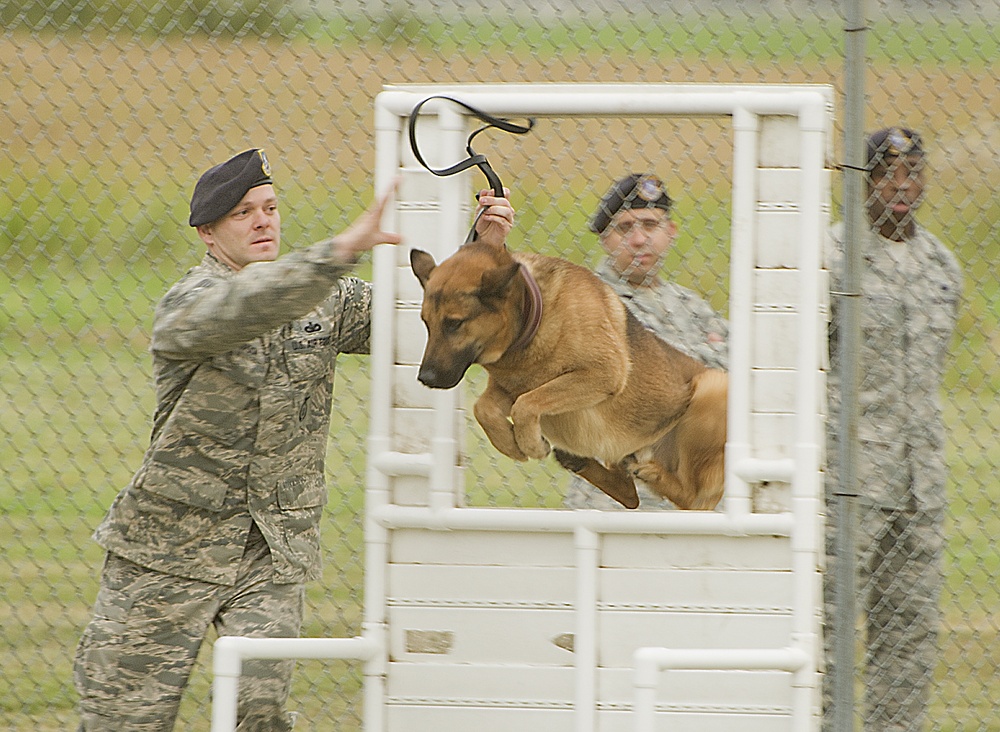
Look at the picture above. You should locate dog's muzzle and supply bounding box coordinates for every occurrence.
[417,360,470,390]
[416,342,480,390]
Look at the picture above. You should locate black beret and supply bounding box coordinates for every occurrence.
[866,127,924,169]
[589,174,673,234]
[189,148,273,227]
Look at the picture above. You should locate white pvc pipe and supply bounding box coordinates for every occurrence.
[210,636,380,732]
[369,101,403,466]
[786,102,829,728]
[733,457,796,484]
[372,504,793,536]
[573,527,600,732]
[365,101,406,732]
[378,87,827,120]
[724,105,759,518]
[430,387,458,511]
[362,500,390,732]
[427,103,469,512]
[632,646,809,732]
[792,103,826,465]
[372,450,434,477]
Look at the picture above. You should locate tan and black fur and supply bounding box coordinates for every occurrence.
[409,241,727,510]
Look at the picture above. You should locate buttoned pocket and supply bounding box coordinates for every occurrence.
[284,316,335,382]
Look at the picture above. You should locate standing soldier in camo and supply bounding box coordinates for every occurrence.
[563,173,728,510]
[823,128,963,732]
[74,148,514,731]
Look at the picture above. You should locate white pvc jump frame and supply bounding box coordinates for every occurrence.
[211,84,830,732]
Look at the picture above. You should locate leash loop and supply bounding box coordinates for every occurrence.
[407,95,534,199]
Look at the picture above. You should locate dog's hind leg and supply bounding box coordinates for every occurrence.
[554,449,640,509]
[626,458,716,510]
[626,429,724,511]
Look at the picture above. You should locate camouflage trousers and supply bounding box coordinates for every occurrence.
[822,504,944,732]
[75,523,304,731]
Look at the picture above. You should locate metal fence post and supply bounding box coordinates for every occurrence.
[833,0,868,730]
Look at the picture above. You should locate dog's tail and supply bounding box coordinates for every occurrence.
[678,368,728,509]
[689,369,728,432]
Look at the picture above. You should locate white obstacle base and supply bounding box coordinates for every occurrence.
[211,83,832,732]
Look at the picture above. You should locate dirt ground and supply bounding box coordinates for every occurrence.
[5,33,997,192]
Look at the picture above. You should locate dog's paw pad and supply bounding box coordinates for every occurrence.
[523,439,551,460]
[628,461,659,483]
[527,444,551,460]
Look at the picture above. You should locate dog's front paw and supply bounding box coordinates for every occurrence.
[521,437,552,461]
[485,431,530,462]
[501,444,530,462]
[479,421,530,461]
[515,429,551,460]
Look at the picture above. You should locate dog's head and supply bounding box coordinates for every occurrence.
[410,244,523,389]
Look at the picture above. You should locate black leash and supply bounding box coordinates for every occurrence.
[408,95,534,242]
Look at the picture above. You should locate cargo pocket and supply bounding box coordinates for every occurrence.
[74,556,144,701]
[276,474,327,575]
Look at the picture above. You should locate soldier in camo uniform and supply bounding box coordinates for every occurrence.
[73,148,515,731]
[822,129,963,732]
[563,174,728,510]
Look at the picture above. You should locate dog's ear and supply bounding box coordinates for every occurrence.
[479,262,521,302]
[409,248,437,289]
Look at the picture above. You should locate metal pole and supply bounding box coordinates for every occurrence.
[835,0,868,730]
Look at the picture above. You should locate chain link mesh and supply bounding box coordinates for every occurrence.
[2,1,998,729]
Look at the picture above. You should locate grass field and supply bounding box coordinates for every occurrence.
[3,11,1000,731]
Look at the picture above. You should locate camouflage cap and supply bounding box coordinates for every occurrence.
[189,148,273,227]
[590,174,673,234]
[866,127,924,169]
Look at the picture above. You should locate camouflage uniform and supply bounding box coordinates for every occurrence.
[822,220,963,732]
[76,243,372,731]
[563,257,729,510]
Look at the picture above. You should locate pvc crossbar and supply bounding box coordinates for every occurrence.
[371,504,794,536]
[211,636,379,732]
[376,85,829,126]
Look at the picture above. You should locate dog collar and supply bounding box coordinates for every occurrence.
[508,264,543,353]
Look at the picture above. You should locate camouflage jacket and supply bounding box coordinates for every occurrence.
[595,258,729,370]
[94,245,372,585]
[825,221,963,510]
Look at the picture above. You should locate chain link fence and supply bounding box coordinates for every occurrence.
[2,1,998,729]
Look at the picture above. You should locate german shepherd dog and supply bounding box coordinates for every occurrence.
[409,241,727,510]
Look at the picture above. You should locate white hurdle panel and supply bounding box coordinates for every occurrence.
[211,83,832,732]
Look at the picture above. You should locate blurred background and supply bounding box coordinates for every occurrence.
[2,1,998,729]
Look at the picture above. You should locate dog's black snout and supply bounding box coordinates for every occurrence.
[417,366,437,387]
[417,362,465,390]
[417,365,451,389]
